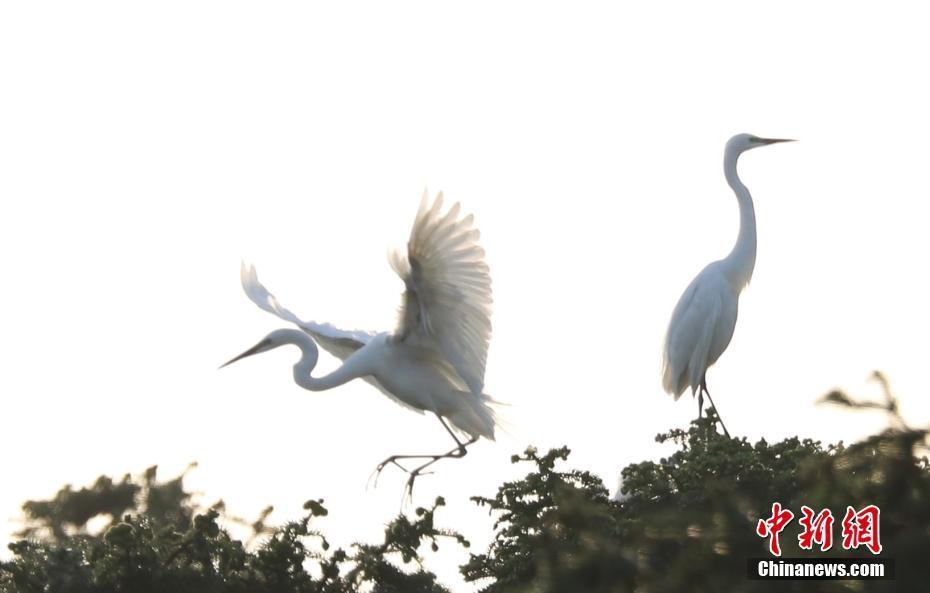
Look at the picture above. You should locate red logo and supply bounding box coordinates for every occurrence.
[756,502,794,557]
[798,506,834,551]
[841,505,882,554]
[756,503,881,556]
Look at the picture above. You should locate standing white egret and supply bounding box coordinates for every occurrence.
[222,191,495,496]
[662,134,794,436]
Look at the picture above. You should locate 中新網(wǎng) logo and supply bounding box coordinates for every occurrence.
[756,502,881,556]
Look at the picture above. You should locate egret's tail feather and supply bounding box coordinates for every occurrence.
[447,390,501,442]
[484,394,520,441]
[661,357,688,400]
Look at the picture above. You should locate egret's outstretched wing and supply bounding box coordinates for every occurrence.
[662,269,724,399]
[240,262,376,362]
[240,263,420,413]
[390,191,493,395]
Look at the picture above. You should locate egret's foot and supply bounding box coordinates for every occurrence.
[368,456,412,489]
[372,437,475,502]
[402,468,436,503]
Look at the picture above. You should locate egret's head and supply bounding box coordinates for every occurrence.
[220,328,306,368]
[727,133,795,154]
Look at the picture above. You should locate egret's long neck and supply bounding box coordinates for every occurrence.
[722,147,757,289]
[288,331,366,392]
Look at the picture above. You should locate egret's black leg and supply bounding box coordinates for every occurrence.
[700,379,731,438]
[371,414,476,492]
[402,435,479,501]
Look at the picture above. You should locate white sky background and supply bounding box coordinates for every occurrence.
[2,1,929,589]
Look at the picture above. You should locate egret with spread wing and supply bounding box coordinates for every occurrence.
[222,192,495,496]
[662,134,794,436]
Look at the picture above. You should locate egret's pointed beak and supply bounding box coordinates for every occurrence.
[219,338,271,369]
[758,137,796,145]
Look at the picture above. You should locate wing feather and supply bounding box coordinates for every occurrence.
[662,270,723,399]
[240,262,426,414]
[393,191,493,395]
[240,262,376,361]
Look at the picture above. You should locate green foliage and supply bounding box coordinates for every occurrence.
[18,475,139,543]
[16,463,199,545]
[1,471,462,593]
[3,376,929,592]
[462,446,630,592]
[462,386,930,593]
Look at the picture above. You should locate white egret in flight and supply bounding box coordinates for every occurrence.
[662,134,794,436]
[222,192,495,496]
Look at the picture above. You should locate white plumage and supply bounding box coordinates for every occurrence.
[224,191,496,493]
[390,194,493,397]
[662,133,793,434]
[663,263,738,398]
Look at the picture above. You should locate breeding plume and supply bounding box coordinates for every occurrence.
[662,134,793,436]
[222,192,495,496]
